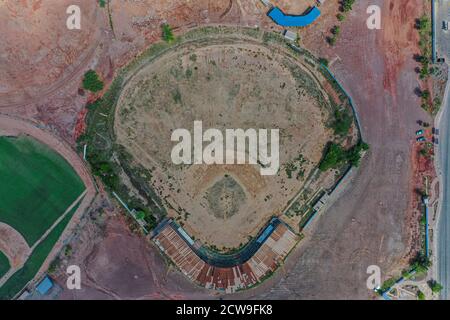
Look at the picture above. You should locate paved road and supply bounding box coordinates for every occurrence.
[437,70,450,300]
[435,0,450,300]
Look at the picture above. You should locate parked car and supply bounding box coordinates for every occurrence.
[416,129,424,136]
[417,136,426,142]
[435,138,439,145]
[443,21,449,30]
[433,128,440,135]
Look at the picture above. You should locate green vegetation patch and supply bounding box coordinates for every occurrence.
[162,24,175,43]
[79,26,362,234]
[82,70,104,93]
[319,142,369,171]
[331,109,353,136]
[0,251,10,279]
[0,201,81,299]
[0,136,85,246]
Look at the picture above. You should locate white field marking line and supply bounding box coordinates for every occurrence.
[0,189,87,287]
[30,189,87,251]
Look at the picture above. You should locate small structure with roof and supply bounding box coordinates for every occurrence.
[36,276,54,295]
[283,30,297,42]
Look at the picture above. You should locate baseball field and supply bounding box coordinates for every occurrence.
[0,135,85,298]
[0,136,84,245]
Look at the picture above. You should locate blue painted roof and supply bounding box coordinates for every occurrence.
[268,7,321,27]
[256,224,274,244]
[36,276,53,295]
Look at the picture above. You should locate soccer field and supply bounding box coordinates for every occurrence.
[0,136,85,246]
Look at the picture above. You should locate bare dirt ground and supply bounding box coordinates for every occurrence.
[114,40,333,248]
[55,208,213,300]
[0,0,294,142]
[227,0,432,299]
[0,223,30,269]
[0,0,433,300]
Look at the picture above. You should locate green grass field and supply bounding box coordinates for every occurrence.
[0,251,10,279]
[0,136,85,246]
[0,201,82,299]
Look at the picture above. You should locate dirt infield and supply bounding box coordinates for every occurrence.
[0,223,31,269]
[0,114,96,296]
[114,36,336,248]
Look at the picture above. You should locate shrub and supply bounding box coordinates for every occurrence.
[331,26,341,36]
[342,0,356,12]
[82,70,104,93]
[332,109,352,136]
[337,13,345,21]
[428,280,443,293]
[319,141,369,171]
[319,57,329,67]
[162,24,175,43]
[417,290,425,300]
[319,143,346,171]
[328,36,337,46]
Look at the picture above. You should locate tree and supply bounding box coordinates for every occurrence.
[421,89,430,100]
[428,280,443,293]
[331,26,341,36]
[135,211,145,220]
[417,16,431,33]
[319,57,329,67]
[332,109,352,136]
[319,141,370,171]
[411,252,431,273]
[346,142,369,167]
[417,290,426,300]
[82,70,104,93]
[337,13,345,21]
[342,0,356,12]
[328,36,337,46]
[162,24,175,43]
[319,143,346,171]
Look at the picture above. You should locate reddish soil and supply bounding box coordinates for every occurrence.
[55,209,213,300]
[1,0,437,300]
[230,0,434,299]
[407,140,436,260]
